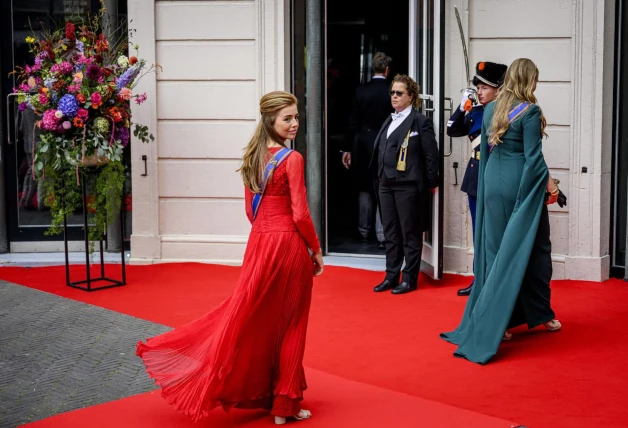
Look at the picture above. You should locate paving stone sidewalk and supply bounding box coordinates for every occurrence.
[0,280,170,428]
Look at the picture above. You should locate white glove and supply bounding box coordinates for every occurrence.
[459,88,475,112]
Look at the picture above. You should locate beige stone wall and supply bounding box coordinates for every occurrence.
[129,0,289,265]
[129,0,615,281]
[443,0,615,281]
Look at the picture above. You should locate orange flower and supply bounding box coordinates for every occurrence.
[108,107,123,123]
[129,56,138,65]
[73,117,84,128]
[76,94,86,103]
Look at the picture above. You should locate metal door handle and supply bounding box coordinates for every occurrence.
[444,97,454,157]
[4,93,23,164]
[6,93,20,146]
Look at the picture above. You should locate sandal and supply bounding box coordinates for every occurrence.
[274,410,312,425]
[543,319,562,332]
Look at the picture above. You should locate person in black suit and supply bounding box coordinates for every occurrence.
[370,74,439,294]
[342,52,393,248]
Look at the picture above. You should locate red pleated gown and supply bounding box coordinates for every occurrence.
[136,148,320,421]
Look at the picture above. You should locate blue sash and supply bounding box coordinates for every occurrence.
[489,102,531,152]
[508,102,531,123]
[252,147,293,220]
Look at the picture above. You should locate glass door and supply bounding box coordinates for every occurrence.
[1,0,131,251]
[410,0,445,279]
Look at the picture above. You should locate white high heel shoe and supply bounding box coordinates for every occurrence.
[274,409,312,425]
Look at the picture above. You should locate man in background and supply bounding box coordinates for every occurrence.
[342,52,394,249]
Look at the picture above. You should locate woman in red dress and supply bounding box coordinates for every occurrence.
[136,91,324,425]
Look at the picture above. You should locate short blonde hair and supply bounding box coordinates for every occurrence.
[391,74,421,108]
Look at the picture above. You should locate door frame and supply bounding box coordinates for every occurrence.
[409,0,445,280]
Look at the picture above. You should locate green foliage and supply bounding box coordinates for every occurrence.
[43,162,125,254]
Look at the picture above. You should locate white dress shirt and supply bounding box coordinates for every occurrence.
[387,105,412,138]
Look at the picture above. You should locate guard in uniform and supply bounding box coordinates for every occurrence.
[447,61,507,296]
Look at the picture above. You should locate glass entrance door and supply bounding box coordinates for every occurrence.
[1,0,130,251]
[411,0,445,279]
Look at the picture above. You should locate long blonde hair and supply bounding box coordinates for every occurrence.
[239,91,297,193]
[489,58,547,145]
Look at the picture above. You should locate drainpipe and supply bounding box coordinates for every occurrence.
[0,52,8,253]
[305,0,324,244]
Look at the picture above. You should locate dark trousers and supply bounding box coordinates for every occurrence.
[468,194,477,283]
[508,204,556,329]
[378,175,424,285]
[468,194,477,235]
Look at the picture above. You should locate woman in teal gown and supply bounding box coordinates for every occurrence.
[441,58,562,364]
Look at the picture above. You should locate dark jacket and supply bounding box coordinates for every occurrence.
[344,78,393,186]
[447,104,484,197]
[369,108,439,193]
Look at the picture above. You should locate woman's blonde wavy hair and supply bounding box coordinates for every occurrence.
[489,58,547,145]
[238,91,297,193]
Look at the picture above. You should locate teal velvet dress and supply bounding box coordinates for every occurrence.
[440,101,556,364]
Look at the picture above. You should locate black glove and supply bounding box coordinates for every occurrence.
[557,189,567,207]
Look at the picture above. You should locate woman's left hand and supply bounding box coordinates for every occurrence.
[311,250,324,276]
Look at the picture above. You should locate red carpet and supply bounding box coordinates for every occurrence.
[2,263,627,428]
[20,368,516,427]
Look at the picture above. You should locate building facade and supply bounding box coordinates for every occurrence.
[1,0,625,282]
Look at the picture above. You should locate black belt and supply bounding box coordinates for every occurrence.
[472,150,480,161]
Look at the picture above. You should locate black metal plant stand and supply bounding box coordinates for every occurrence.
[62,172,126,291]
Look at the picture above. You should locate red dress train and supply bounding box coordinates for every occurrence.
[136,148,320,421]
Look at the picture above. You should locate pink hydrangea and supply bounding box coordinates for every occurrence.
[41,109,61,131]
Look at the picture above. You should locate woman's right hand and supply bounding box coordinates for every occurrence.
[546,190,558,205]
[311,250,324,276]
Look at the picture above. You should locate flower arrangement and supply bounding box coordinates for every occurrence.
[11,5,156,250]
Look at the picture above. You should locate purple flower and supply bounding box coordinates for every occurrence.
[116,66,137,89]
[18,102,27,111]
[86,64,102,80]
[113,126,130,148]
[76,40,85,52]
[57,94,80,117]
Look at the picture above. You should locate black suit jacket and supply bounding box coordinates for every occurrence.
[344,79,393,178]
[369,109,439,193]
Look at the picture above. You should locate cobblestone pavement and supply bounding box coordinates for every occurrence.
[0,280,170,428]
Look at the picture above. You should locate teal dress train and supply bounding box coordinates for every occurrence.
[440,101,556,364]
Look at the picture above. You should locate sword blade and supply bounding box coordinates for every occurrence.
[454,6,471,86]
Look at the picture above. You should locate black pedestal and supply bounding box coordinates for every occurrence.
[62,173,126,291]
